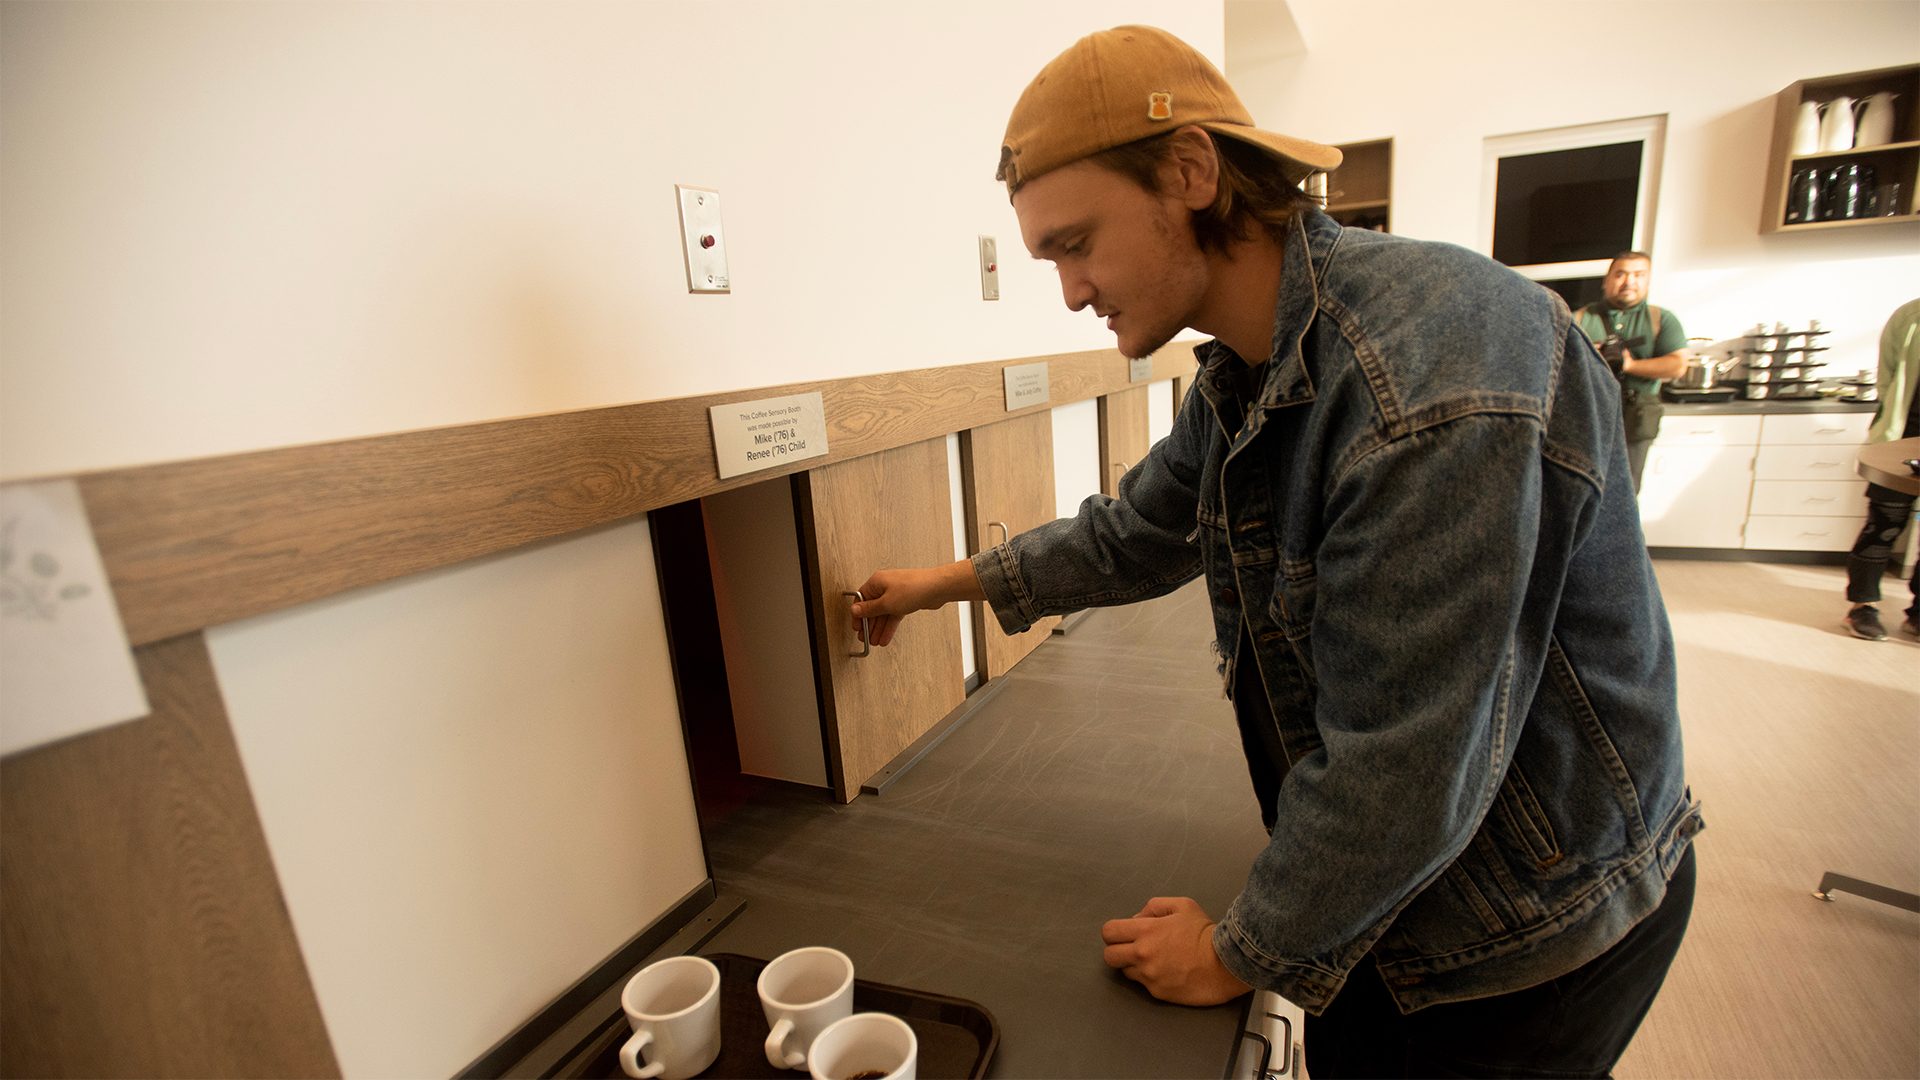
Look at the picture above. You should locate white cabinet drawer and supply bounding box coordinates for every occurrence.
[1653,414,1761,447]
[1759,412,1872,445]
[1754,444,1862,481]
[1745,514,1858,551]
[1748,480,1869,517]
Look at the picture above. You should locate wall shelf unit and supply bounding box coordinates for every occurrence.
[1325,138,1392,232]
[1760,63,1920,234]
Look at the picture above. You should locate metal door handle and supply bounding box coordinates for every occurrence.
[843,591,871,658]
[1265,1012,1294,1077]
[1235,1030,1272,1079]
[988,521,1008,546]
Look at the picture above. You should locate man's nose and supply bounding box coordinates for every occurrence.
[1059,268,1094,312]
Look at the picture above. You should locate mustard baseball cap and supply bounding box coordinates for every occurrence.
[997,25,1342,192]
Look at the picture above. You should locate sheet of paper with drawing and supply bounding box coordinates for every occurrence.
[0,479,150,757]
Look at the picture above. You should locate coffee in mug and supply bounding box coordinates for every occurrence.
[806,1012,917,1080]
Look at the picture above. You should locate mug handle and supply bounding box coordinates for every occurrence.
[620,1029,665,1079]
[764,1017,806,1069]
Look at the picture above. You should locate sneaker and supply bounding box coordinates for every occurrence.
[1903,616,1919,640]
[1846,604,1888,641]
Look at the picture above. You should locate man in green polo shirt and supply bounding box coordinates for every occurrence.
[1574,251,1692,492]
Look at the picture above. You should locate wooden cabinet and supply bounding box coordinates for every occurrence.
[960,413,1061,679]
[1325,138,1392,232]
[1760,64,1919,234]
[794,437,966,801]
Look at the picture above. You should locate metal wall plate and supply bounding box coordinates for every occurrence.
[676,185,730,294]
[978,235,999,300]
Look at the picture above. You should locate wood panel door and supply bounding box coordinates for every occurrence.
[794,437,965,802]
[960,413,1063,679]
[1099,386,1152,497]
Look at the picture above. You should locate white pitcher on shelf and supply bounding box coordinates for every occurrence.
[1792,100,1823,155]
[1854,92,1898,148]
[1818,95,1856,153]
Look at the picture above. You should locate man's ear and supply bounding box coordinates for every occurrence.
[1158,126,1221,210]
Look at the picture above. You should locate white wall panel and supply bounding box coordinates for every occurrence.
[1052,398,1102,521]
[1148,378,1175,447]
[206,516,704,1080]
[703,479,828,787]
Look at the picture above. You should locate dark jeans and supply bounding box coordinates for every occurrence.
[1845,412,1919,618]
[1846,482,1918,618]
[1307,844,1696,1079]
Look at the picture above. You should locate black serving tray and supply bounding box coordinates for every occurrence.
[585,953,997,1079]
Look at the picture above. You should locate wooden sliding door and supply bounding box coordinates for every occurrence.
[794,437,965,802]
[960,413,1061,679]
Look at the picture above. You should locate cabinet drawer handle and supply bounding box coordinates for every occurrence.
[843,590,871,658]
[988,521,1008,546]
[1805,497,1836,503]
[1815,427,1846,434]
[1812,461,1843,468]
[1689,429,1716,435]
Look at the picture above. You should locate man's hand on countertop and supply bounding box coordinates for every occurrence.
[1101,896,1252,1007]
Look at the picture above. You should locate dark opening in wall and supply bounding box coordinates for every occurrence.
[1493,141,1641,266]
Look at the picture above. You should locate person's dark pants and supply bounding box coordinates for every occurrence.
[1845,482,1918,618]
[1845,411,1919,620]
[1626,439,1652,494]
[1307,844,1696,1079]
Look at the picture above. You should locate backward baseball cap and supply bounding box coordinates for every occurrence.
[997,25,1342,193]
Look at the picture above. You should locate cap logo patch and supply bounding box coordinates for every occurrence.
[1147,92,1173,121]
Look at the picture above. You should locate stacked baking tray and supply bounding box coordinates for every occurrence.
[1734,325,1830,400]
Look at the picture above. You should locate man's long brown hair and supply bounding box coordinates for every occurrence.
[1083,130,1318,255]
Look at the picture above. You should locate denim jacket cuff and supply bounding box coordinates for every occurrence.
[1213,913,1345,1016]
[970,547,1036,635]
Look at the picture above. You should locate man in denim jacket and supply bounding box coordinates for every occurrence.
[852,26,1700,1077]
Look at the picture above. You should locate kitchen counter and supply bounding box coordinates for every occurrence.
[699,580,1266,1079]
[1660,397,1878,415]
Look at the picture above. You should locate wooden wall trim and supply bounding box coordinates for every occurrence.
[0,633,340,1080]
[75,344,1196,645]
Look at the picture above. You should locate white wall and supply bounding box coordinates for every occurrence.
[206,517,703,1079]
[0,0,1223,481]
[1229,0,1920,375]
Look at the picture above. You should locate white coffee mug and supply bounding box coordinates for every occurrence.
[757,946,855,1070]
[619,955,722,1080]
[806,1012,917,1080]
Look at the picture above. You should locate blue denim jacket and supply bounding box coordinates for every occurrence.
[972,208,1701,1014]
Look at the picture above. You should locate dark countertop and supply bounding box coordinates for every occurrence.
[1659,397,1878,415]
[700,582,1266,1079]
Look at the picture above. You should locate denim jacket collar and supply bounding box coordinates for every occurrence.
[1193,208,1345,440]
